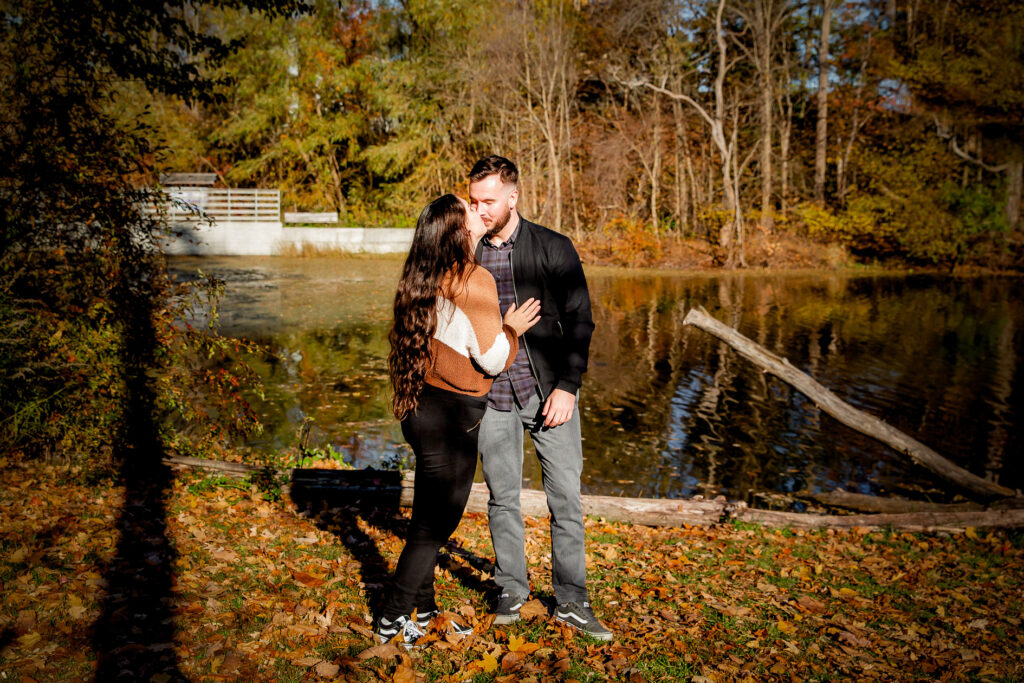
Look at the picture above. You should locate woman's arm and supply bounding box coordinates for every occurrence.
[463,270,537,375]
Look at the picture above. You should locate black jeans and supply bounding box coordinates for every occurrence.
[381,384,486,620]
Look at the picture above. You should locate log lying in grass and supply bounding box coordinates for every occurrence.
[164,455,1023,531]
[379,470,726,526]
[164,456,729,526]
[167,454,254,476]
[461,483,728,528]
[733,503,1024,533]
[682,306,1019,502]
[799,489,986,514]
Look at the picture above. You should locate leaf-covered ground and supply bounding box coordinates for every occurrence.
[1,461,1022,682]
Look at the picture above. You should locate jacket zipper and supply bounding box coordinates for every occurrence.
[509,245,546,402]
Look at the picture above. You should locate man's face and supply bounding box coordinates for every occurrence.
[469,174,518,236]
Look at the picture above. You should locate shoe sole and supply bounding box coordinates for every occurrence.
[493,613,521,625]
[423,625,474,639]
[375,634,424,650]
[554,615,613,641]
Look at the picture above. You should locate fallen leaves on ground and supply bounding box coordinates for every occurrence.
[1,459,1022,681]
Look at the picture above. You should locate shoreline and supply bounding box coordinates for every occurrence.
[166,235,1024,277]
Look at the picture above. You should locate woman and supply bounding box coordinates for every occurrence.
[377,193,540,647]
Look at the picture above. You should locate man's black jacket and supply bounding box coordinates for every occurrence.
[476,217,594,399]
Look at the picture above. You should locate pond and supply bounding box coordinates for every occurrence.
[170,256,1024,506]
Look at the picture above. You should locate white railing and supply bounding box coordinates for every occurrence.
[149,187,281,223]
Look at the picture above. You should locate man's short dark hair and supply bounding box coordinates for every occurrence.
[469,155,518,189]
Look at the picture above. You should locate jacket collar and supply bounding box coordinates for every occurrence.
[476,215,536,259]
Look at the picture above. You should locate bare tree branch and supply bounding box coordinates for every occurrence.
[932,114,1010,173]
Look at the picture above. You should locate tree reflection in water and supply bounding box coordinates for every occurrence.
[171,257,1024,507]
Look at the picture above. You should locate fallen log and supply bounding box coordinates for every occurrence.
[163,456,729,526]
[461,483,727,528]
[682,306,1019,501]
[167,454,254,475]
[164,456,1024,530]
[799,489,986,514]
[384,470,727,526]
[733,503,1024,533]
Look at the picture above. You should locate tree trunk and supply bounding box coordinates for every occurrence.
[546,121,563,231]
[651,105,661,232]
[1006,156,1022,230]
[562,81,581,236]
[682,306,1020,500]
[779,53,793,215]
[714,0,738,256]
[760,76,774,231]
[814,0,833,205]
[673,99,689,233]
[835,133,845,201]
[726,107,746,267]
[752,0,775,232]
[674,146,683,233]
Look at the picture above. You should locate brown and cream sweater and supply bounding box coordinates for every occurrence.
[424,267,519,397]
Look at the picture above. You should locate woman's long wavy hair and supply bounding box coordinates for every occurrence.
[388,194,476,419]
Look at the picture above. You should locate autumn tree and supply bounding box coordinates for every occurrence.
[632,0,749,266]
[885,0,1024,232]
[732,0,793,232]
[1,0,304,459]
[813,0,835,206]
[104,0,1024,268]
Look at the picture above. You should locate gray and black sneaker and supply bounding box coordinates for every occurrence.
[416,610,473,638]
[374,614,426,649]
[493,593,528,625]
[555,601,613,641]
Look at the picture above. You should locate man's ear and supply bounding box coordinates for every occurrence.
[507,188,519,211]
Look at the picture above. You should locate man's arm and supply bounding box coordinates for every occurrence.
[543,235,594,427]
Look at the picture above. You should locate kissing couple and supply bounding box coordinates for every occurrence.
[375,155,612,647]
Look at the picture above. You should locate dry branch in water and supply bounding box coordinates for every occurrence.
[681,306,1019,501]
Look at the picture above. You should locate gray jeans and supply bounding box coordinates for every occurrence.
[479,390,587,604]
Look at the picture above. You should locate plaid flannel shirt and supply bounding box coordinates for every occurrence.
[478,223,538,410]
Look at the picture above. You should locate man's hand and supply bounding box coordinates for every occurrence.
[542,388,576,428]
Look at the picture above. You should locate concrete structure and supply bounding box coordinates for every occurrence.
[161,221,414,255]
[152,185,414,255]
[283,212,338,224]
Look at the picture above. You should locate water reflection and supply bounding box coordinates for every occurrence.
[170,257,1023,505]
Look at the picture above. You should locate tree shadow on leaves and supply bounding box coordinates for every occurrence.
[0,628,13,653]
[90,268,185,682]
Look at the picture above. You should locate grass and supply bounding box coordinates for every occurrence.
[1,461,1023,681]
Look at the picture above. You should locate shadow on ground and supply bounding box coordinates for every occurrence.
[289,468,497,617]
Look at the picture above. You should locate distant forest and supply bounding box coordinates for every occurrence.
[128,0,1024,268]
[1,0,1021,470]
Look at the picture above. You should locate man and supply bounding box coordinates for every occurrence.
[469,155,612,641]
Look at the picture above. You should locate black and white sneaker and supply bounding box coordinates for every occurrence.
[416,610,473,638]
[374,614,426,649]
[555,601,613,641]
[415,609,437,630]
[493,593,528,625]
